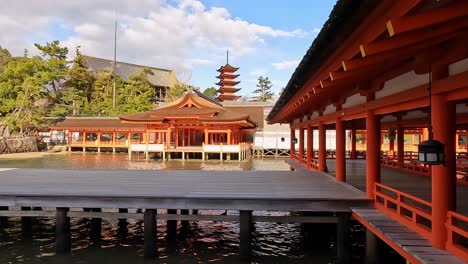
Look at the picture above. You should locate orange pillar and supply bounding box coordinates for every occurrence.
[422,127,429,141]
[318,123,326,172]
[307,125,313,167]
[336,118,346,182]
[397,127,404,164]
[366,111,380,199]
[351,128,357,159]
[290,128,295,156]
[299,127,304,160]
[431,96,456,248]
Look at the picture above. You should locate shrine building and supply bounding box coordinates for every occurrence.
[267,0,468,262]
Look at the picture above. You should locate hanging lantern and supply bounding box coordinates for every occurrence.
[418,138,444,165]
[292,138,298,144]
[417,62,445,166]
[281,137,285,142]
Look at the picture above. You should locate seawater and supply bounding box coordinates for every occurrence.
[0,153,364,263]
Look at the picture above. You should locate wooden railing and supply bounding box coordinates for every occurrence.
[308,158,319,170]
[446,211,468,261]
[374,183,432,240]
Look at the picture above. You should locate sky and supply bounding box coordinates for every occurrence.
[0,0,336,97]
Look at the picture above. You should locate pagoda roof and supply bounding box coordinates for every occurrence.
[215,80,241,86]
[120,91,255,127]
[216,73,240,79]
[217,87,241,93]
[216,63,239,72]
[217,94,241,102]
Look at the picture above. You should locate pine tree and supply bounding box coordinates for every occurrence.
[253,76,274,102]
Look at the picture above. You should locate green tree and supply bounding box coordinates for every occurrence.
[202,87,218,99]
[253,76,274,102]
[166,83,188,102]
[50,47,94,117]
[0,55,50,131]
[118,68,155,114]
[0,46,12,73]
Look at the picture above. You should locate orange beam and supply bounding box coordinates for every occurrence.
[270,1,423,123]
[387,1,468,36]
[361,19,468,57]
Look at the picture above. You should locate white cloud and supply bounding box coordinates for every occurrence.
[0,0,307,72]
[272,60,300,70]
[249,69,267,77]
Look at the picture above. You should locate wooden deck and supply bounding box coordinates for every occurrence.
[0,167,370,211]
[353,208,465,264]
[326,159,468,215]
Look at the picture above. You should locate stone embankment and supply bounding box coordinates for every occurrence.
[0,125,47,154]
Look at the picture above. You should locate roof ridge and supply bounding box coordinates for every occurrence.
[82,55,173,73]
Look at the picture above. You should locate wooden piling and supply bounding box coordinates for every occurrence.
[21,207,32,234]
[91,208,102,241]
[167,209,177,238]
[366,229,379,264]
[144,209,157,258]
[239,210,253,260]
[55,207,71,254]
[336,212,351,264]
[181,209,189,227]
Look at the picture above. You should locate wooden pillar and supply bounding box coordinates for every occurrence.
[144,209,157,258]
[336,212,351,264]
[366,229,379,264]
[204,129,209,145]
[351,128,357,159]
[181,209,189,227]
[21,207,32,234]
[167,128,171,150]
[290,127,295,154]
[91,208,102,241]
[97,132,101,153]
[167,209,177,239]
[299,127,305,160]
[431,93,456,249]
[239,210,253,260]
[397,126,404,164]
[175,128,179,148]
[422,127,429,141]
[318,122,326,172]
[366,111,380,199]
[187,129,191,146]
[336,118,346,182]
[227,129,231,144]
[55,207,70,254]
[307,125,313,167]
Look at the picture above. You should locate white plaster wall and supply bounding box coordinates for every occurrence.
[342,93,366,109]
[449,58,468,76]
[402,110,427,120]
[456,103,468,114]
[376,70,428,99]
[380,115,397,123]
[323,104,336,115]
[310,111,319,121]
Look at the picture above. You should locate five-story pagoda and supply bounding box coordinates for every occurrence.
[216,51,241,102]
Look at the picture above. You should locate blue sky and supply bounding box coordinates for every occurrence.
[0,0,336,98]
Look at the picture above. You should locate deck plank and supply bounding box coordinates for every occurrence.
[353,208,465,264]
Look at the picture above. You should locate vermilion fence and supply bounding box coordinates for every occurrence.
[446,211,468,261]
[374,183,432,240]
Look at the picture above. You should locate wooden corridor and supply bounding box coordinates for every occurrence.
[325,159,468,215]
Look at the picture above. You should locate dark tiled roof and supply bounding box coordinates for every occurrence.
[83,55,176,87]
[50,117,146,131]
[267,0,379,122]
